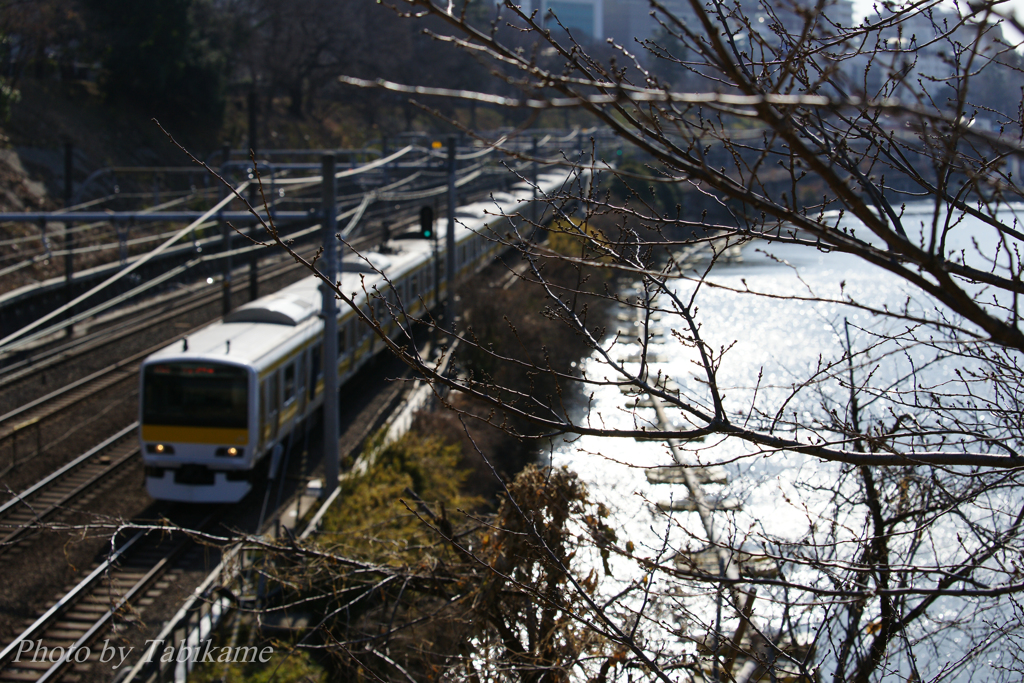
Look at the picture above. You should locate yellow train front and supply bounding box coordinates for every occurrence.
[139,278,325,503]
[141,359,258,502]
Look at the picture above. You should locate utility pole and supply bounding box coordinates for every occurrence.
[247,90,259,301]
[382,136,390,252]
[531,136,539,227]
[63,141,74,338]
[445,136,457,329]
[220,143,232,316]
[321,154,340,495]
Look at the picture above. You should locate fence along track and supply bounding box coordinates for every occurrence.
[0,424,140,554]
[0,513,218,683]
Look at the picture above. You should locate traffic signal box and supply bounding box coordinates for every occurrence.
[419,206,434,239]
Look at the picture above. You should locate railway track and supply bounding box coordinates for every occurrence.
[0,342,164,488]
[0,426,140,555]
[0,512,218,683]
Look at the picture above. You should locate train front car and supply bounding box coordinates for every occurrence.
[140,353,257,503]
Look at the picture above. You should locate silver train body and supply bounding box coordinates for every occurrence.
[139,172,576,502]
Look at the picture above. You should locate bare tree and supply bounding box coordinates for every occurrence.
[184,0,1024,680]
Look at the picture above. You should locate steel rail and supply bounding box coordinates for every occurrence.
[0,423,137,518]
[34,534,196,683]
[0,513,217,681]
[0,439,139,552]
[0,529,148,667]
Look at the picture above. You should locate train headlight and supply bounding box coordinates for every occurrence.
[146,443,175,455]
[215,447,244,457]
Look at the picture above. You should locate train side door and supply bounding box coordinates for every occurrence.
[264,372,280,442]
[297,351,308,414]
[282,362,296,429]
[309,343,321,401]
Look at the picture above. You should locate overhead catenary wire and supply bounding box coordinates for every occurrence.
[0,200,373,354]
[0,163,470,302]
[0,184,251,351]
[0,137,555,351]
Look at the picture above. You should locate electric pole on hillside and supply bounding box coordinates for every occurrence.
[63,141,74,338]
[445,136,457,329]
[220,143,233,317]
[321,154,340,494]
[247,90,259,301]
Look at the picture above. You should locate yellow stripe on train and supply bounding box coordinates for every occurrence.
[142,425,249,445]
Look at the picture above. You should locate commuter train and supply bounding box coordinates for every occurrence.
[139,171,576,502]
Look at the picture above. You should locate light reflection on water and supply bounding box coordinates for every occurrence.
[553,207,1023,680]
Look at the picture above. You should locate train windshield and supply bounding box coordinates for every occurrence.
[143,363,248,429]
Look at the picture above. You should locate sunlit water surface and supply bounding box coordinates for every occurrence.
[552,204,1024,681]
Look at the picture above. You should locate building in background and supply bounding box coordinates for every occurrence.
[546,0,605,39]
[516,0,855,50]
[513,0,605,39]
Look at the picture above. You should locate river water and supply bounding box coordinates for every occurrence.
[552,204,1024,681]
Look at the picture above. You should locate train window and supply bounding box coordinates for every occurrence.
[143,363,247,429]
[284,363,296,403]
[410,273,419,299]
[337,324,347,354]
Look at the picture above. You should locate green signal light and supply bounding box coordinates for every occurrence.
[419,206,435,239]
